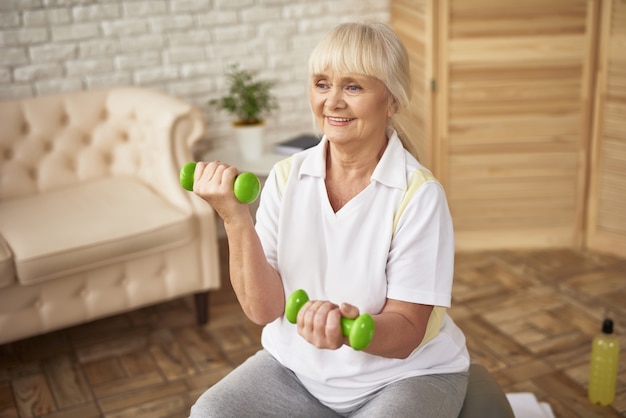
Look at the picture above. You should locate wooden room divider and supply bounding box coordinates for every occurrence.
[586,0,626,257]
[391,0,626,258]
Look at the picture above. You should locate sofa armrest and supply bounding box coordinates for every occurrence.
[104,88,205,209]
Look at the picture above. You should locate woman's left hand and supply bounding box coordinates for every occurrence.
[296,300,359,350]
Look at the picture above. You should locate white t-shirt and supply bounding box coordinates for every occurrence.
[255,130,469,414]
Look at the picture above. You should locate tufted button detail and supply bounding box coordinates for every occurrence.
[120,131,128,141]
[43,141,53,153]
[21,121,30,135]
[34,298,43,309]
[3,148,13,160]
[79,287,88,298]
[100,108,108,121]
[28,167,37,181]
[82,134,91,146]
[60,113,69,126]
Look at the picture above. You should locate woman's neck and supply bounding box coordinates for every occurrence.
[324,136,388,212]
[325,135,388,179]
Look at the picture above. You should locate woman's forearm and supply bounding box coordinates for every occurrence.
[224,215,285,325]
[362,301,433,359]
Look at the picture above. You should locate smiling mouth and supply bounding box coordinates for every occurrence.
[327,116,355,123]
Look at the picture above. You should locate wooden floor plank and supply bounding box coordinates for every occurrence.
[43,355,92,409]
[0,382,19,418]
[174,328,230,372]
[103,394,188,418]
[90,372,164,400]
[11,374,56,418]
[148,342,196,381]
[76,334,149,364]
[97,380,188,414]
[81,357,125,387]
[119,351,158,377]
[456,315,534,367]
[38,402,101,418]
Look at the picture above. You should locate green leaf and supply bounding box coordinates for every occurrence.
[208,64,279,125]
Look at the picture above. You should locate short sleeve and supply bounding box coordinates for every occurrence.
[254,167,282,270]
[386,181,455,307]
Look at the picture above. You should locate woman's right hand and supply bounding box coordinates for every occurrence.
[192,161,250,223]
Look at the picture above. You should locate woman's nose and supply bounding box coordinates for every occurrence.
[325,87,345,109]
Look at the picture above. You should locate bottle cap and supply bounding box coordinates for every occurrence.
[602,318,613,334]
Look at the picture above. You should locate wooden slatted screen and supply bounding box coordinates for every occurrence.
[586,0,626,257]
[437,0,598,250]
[390,0,436,170]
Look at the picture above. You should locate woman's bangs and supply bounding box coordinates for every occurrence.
[309,33,384,80]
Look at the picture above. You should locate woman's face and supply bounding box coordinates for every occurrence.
[309,69,394,148]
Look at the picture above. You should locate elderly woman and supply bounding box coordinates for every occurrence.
[190,21,469,417]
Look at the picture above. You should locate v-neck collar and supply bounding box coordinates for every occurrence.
[298,128,408,192]
[297,129,408,215]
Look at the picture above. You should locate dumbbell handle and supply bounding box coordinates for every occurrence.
[179,161,260,204]
[285,289,375,351]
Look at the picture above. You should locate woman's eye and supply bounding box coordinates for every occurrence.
[346,85,362,92]
[315,81,329,89]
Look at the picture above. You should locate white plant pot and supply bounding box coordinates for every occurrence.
[234,123,265,161]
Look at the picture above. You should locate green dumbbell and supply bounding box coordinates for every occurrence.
[179,161,260,204]
[285,289,375,351]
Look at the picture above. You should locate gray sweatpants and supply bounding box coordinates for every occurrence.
[189,349,468,418]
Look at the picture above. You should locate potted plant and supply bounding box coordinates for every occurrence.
[209,64,279,160]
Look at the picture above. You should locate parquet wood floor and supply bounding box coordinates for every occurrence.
[1,240,624,417]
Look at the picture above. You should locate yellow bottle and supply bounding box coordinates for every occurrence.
[588,318,619,406]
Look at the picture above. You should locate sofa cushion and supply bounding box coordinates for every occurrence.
[0,235,15,288]
[0,177,194,285]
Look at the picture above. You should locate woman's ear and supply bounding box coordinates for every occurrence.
[387,96,398,118]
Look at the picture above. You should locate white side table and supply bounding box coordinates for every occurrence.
[201,144,286,177]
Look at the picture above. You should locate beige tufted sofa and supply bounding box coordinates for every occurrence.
[0,87,220,345]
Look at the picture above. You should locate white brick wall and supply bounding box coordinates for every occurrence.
[0,0,390,148]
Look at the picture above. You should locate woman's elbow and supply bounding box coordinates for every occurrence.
[391,339,422,360]
[244,304,283,326]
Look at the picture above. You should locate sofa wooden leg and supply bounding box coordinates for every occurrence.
[194,291,210,325]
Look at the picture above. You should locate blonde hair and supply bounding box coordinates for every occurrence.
[308,21,418,159]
